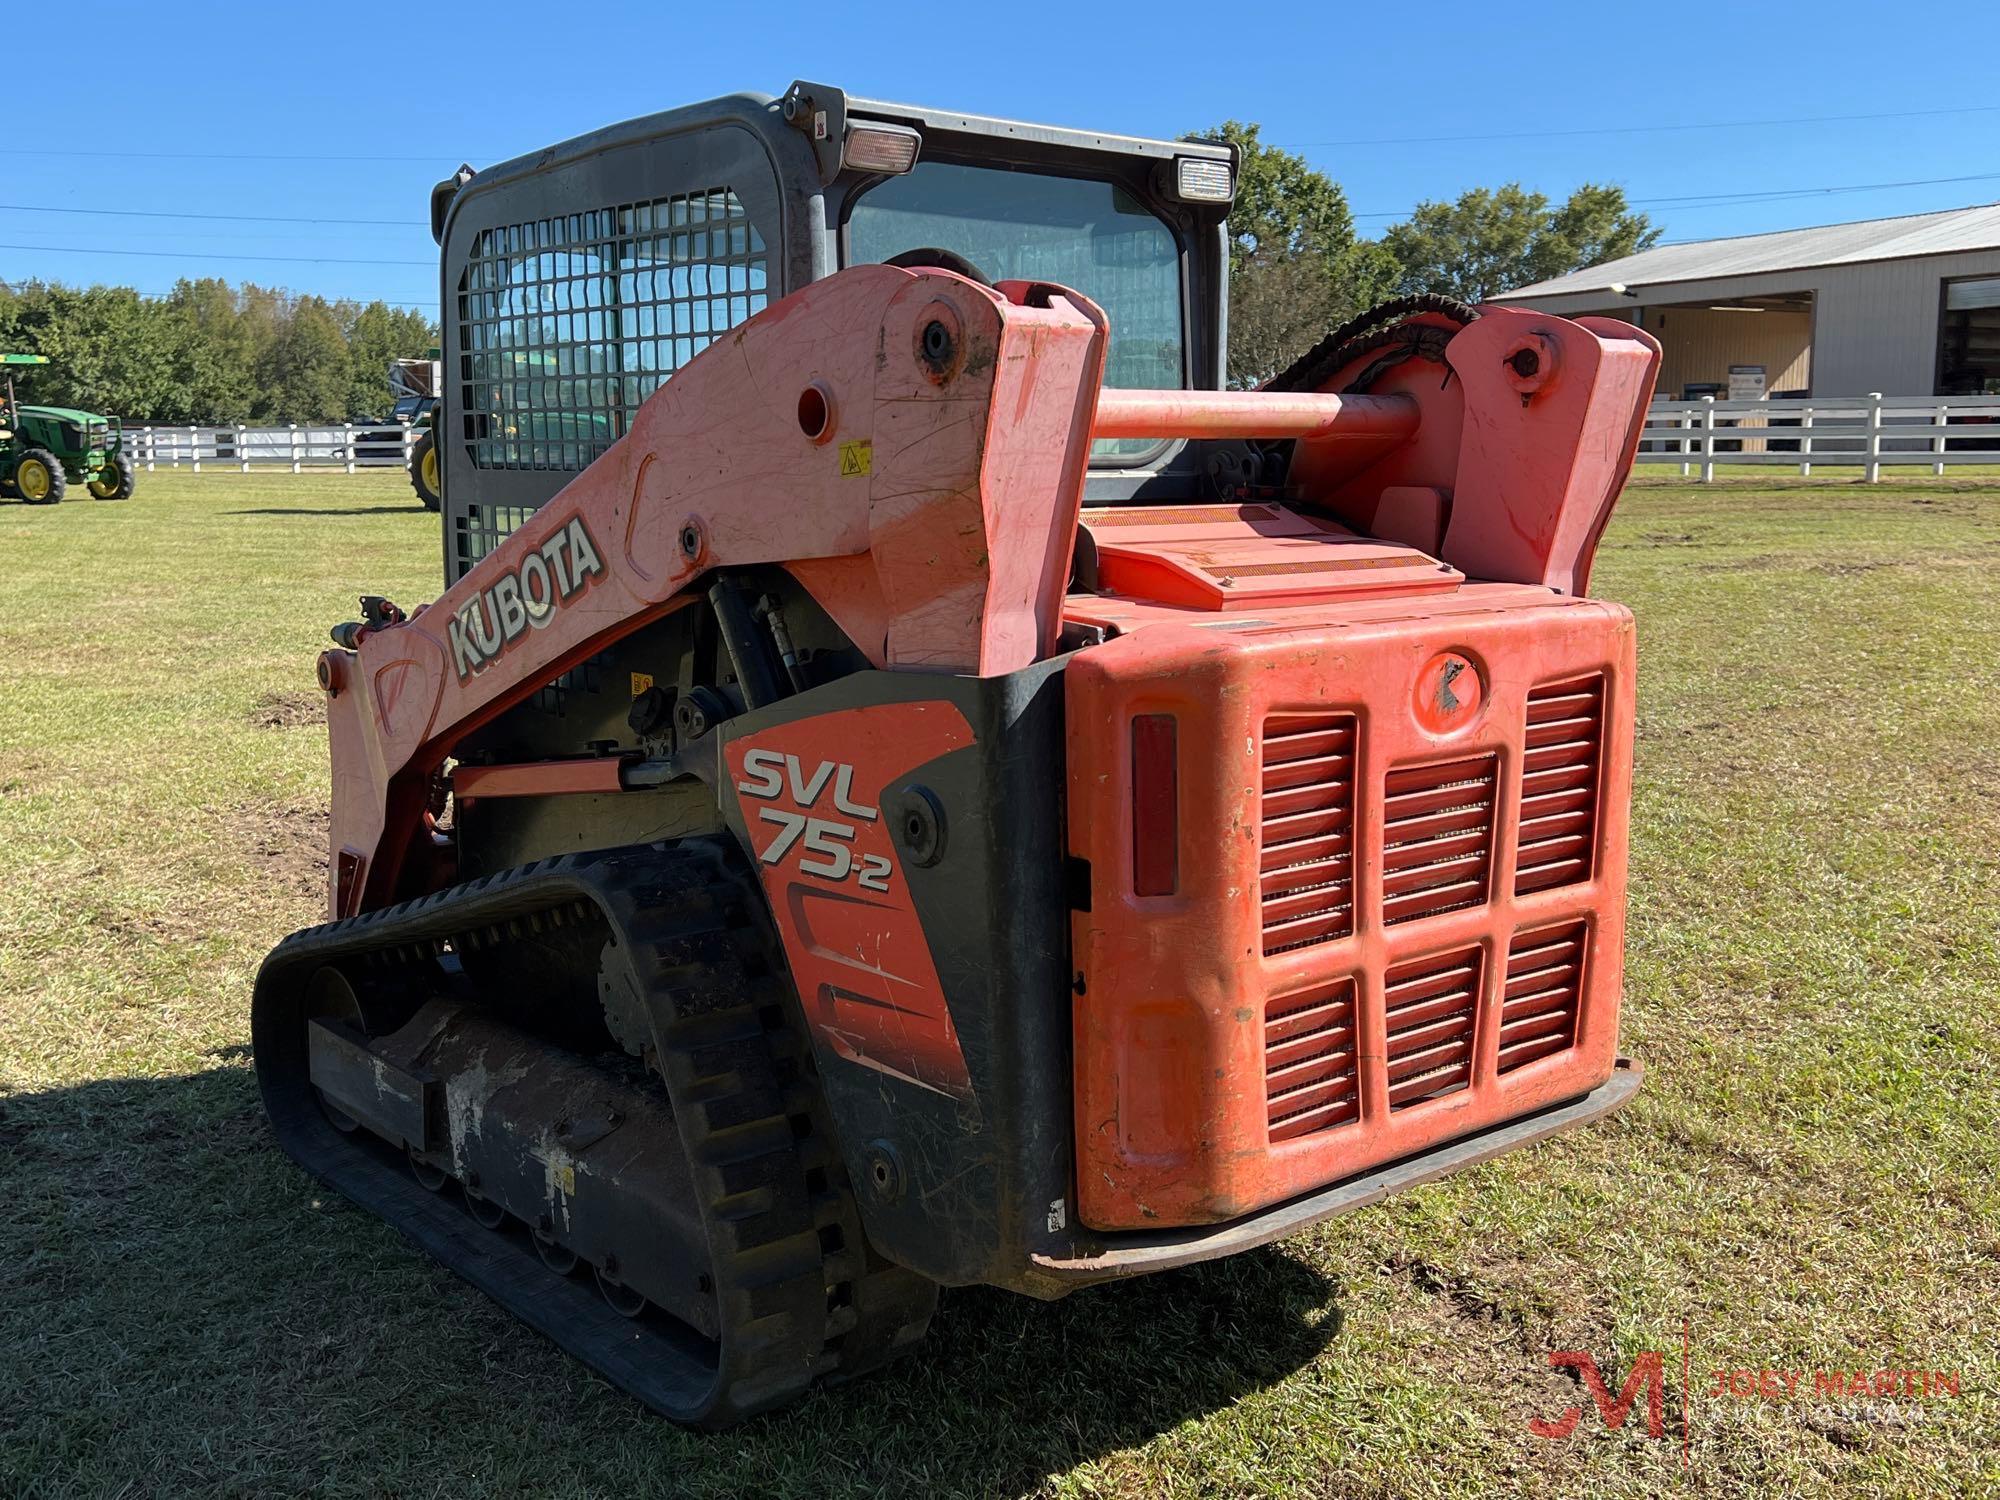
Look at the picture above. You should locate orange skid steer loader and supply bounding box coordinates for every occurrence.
[253,82,1660,1425]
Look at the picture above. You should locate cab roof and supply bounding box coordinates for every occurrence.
[434,81,1233,242]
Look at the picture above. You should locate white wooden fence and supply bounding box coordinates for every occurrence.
[120,423,420,474]
[1639,393,2000,481]
[119,394,2000,483]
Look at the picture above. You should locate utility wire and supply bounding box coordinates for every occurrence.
[18,100,1996,165]
[7,146,487,163]
[1619,172,2000,210]
[10,166,1998,237]
[1282,102,2000,149]
[0,279,433,309]
[138,288,433,308]
[0,226,418,249]
[1350,169,2000,219]
[0,242,433,267]
[0,201,417,227]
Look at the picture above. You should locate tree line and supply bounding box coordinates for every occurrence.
[0,124,1653,414]
[0,278,436,424]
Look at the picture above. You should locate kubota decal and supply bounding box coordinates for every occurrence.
[448,515,605,680]
[726,701,975,1098]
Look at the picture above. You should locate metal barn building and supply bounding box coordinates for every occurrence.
[1492,203,2000,401]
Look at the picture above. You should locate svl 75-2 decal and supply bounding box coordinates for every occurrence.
[734,750,894,891]
[725,702,976,1098]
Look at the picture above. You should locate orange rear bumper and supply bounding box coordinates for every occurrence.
[1065,582,1635,1229]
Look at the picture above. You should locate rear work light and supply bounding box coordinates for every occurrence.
[1172,156,1233,203]
[843,124,922,176]
[1131,714,1180,896]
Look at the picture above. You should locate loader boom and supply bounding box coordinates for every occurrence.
[320,266,1109,912]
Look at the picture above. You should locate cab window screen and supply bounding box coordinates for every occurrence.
[848,163,1182,459]
[458,188,768,471]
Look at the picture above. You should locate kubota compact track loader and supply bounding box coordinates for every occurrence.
[253,82,1661,1425]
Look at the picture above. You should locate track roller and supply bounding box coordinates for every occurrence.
[463,1183,508,1229]
[596,1264,648,1318]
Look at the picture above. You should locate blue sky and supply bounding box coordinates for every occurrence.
[8,0,1996,311]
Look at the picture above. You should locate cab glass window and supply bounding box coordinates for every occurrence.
[848,162,1183,460]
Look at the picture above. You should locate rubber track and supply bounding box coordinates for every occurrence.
[251,839,935,1426]
[1264,292,1481,394]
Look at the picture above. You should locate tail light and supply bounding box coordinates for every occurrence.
[1131,714,1178,896]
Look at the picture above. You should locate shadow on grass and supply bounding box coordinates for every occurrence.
[0,498,107,509]
[223,505,432,517]
[1,1067,1344,1496]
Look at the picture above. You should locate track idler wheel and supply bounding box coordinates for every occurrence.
[305,967,365,1133]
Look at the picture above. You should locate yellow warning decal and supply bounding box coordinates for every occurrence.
[630,671,655,695]
[839,439,873,477]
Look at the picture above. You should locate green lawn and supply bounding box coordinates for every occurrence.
[2,470,1996,1497]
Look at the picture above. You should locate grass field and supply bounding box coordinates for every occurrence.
[2,469,1997,1498]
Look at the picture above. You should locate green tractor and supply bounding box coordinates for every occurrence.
[0,354,137,504]
[407,405,440,511]
[389,354,442,511]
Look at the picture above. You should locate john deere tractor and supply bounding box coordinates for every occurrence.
[389,354,442,511]
[0,354,138,504]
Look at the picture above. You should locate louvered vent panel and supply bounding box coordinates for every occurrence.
[1260,714,1357,955]
[1382,755,1497,926]
[1516,676,1605,895]
[1264,977,1360,1142]
[1500,923,1586,1074]
[1384,946,1481,1110]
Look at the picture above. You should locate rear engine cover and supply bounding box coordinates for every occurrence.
[1065,584,1635,1228]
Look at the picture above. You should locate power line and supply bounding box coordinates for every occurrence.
[2,278,433,309]
[1283,102,2000,150]
[1348,170,2000,221]
[0,241,434,267]
[0,201,417,227]
[1626,171,2000,210]
[153,291,432,309]
[0,225,417,250]
[8,145,491,164]
[16,99,2000,174]
[11,162,1998,244]
[13,129,2000,240]
[23,100,1999,163]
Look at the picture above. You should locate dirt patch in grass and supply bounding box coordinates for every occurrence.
[1383,1251,1537,1331]
[89,904,211,949]
[1365,1248,1647,1488]
[242,801,328,903]
[252,690,323,729]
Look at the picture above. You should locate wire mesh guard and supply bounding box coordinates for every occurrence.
[450,186,769,576]
[456,187,769,474]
